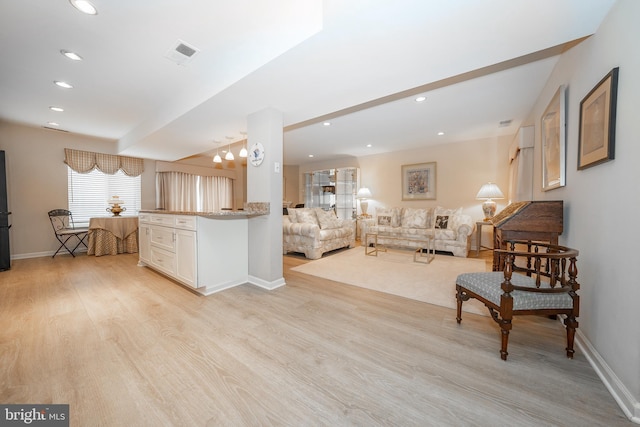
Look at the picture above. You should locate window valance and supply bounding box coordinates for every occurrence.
[64,148,144,177]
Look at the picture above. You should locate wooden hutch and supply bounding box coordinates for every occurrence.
[491,201,564,270]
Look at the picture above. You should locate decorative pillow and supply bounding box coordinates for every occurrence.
[287,208,299,223]
[434,215,450,229]
[401,208,429,229]
[377,215,392,226]
[433,206,462,228]
[390,207,402,227]
[375,207,401,227]
[295,208,319,226]
[314,208,342,229]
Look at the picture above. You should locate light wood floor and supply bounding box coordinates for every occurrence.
[0,251,631,426]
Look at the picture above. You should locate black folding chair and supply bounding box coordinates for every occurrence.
[48,209,89,257]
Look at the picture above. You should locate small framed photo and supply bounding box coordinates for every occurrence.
[541,85,566,191]
[401,162,436,200]
[578,67,619,170]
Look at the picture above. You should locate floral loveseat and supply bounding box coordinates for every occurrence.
[362,206,475,257]
[283,207,355,259]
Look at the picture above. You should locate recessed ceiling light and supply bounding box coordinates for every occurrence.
[415,96,426,102]
[366,144,372,148]
[54,80,73,89]
[49,106,64,112]
[323,122,331,127]
[69,0,98,15]
[60,50,83,61]
[308,154,314,158]
[47,122,60,127]
[437,131,445,136]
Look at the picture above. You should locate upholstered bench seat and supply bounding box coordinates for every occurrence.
[456,272,573,311]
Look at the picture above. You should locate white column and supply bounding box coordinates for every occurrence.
[246,107,285,289]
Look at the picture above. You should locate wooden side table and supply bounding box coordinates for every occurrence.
[475,221,493,256]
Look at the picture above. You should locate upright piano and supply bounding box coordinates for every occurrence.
[491,200,563,270]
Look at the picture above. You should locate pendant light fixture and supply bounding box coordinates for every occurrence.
[212,140,222,163]
[225,136,234,161]
[239,131,248,158]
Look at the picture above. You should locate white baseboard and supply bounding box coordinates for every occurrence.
[11,248,88,260]
[248,275,286,290]
[575,329,640,423]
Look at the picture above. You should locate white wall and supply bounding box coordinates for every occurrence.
[0,121,156,257]
[283,164,299,206]
[526,0,639,418]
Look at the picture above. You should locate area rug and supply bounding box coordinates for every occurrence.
[291,247,490,316]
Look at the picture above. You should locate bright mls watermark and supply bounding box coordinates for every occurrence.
[1,405,69,426]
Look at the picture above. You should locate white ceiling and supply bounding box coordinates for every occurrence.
[0,0,616,165]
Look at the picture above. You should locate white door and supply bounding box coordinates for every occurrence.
[138,223,151,264]
[175,229,197,288]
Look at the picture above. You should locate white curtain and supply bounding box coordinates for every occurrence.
[156,172,198,211]
[200,175,233,212]
[156,172,233,212]
[508,126,534,203]
[508,148,521,204]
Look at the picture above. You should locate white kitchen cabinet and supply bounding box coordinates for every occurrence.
[138,222,151,264]
[138,212,248,295]
[150,224,175,252]
[150,245,176,277]
[175,228,197,288]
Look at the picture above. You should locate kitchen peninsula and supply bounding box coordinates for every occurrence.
[138,202,269,296]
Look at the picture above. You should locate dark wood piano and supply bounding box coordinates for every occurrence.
[491,200,563,270]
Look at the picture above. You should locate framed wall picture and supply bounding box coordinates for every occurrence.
[401,162,436,200]
[578,67,619,170]
[541,85,566,191]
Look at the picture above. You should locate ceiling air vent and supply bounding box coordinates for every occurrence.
[498,119,512,128]
[164,39,200,65]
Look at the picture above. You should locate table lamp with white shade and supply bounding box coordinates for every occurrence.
[356,187,373,217]
[476,182,504,221]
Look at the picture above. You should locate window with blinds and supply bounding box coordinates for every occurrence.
[68,167,141,225]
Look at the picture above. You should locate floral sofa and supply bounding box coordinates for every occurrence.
[362,206,475,257]
[283,207,355,259]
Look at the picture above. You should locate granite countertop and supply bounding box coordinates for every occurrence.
[140,202,270,218]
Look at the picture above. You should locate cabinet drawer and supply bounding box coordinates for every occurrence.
[150,214,175,227]
[174,215,197,230]
[150,246,176,277]
[150,226,175,252]
[139,213,151,224]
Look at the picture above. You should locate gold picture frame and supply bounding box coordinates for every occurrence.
[578,67,619,170]
[541,85,566,191]
[401,162,436,200]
